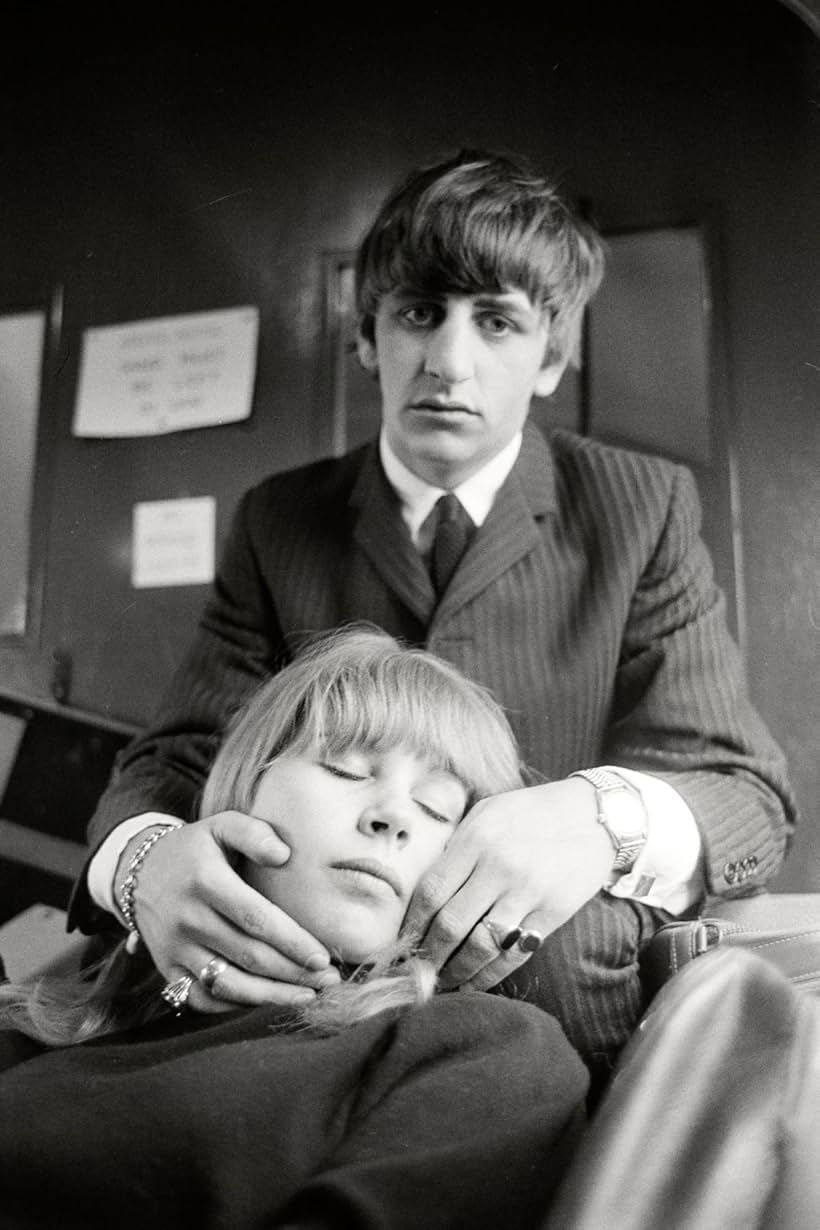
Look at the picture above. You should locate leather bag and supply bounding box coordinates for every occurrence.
[543,946,820,1229]
[640,891,820,998]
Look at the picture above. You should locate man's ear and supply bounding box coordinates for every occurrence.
[356,330,379,375]
[533,354,570,398]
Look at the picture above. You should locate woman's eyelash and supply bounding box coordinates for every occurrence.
[417,802,455,824]
[320,762,366,781]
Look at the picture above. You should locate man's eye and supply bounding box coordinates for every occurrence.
[321,762,367,782]
[399,304,438,328]
[480,314,513,336]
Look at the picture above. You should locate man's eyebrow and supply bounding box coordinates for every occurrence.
[472,294,536,317]
[390,287,445,302]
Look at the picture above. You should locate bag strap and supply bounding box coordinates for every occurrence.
[640,893,820,997]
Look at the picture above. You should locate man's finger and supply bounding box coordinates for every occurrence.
[407,857,523,970]
[187,971,330,1014]
[453,907,554,992]
[457,952,531,993]
[402,853,475,943]
[176,908,342,988]
[209,810,292,866]
[196,957,340,1009]
[435,896,541,987]
[207,867,335,974]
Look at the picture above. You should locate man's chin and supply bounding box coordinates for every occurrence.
[401,437,486,487]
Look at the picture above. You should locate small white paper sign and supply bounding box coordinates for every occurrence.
[132,497,216,588]
[73,306,259,437]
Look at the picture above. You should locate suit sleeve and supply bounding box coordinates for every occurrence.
[604,463,797,899]
[69,489,286,930]
[270,994,588,1230]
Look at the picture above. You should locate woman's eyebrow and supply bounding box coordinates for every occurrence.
[422,767,470,792]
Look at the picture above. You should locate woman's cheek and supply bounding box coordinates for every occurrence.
[241,860,283,902]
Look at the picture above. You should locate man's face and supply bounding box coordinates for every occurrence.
[358,289,566,487]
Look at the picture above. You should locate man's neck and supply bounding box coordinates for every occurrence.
[379,431,523,545]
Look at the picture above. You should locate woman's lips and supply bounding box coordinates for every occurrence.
[331,858,403,897]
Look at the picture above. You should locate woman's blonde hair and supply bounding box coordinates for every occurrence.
[1,627,525,1044]
[202,624,524,820]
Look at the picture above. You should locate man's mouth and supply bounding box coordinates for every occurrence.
[331,858,403,897]
[410,397,477,415]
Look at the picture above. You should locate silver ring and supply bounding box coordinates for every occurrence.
[161,974,195,1014]
[199,957,228,992]
[481,919,523,952]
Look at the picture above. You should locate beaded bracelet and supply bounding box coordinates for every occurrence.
[118,825,177,953]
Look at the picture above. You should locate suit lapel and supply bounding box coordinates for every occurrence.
[348,425,557,625]
[435,423,557,619]
[350,445,437,624]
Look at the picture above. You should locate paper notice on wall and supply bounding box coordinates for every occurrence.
[132,497,216,588]
[72,306,259,437]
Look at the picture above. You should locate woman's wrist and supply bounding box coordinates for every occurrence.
[115,824,178,948]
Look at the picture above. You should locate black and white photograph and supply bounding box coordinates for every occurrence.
[1,3,818,1226]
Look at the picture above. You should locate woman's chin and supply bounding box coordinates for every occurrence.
[332,942,381,968]
[327,928,398,969]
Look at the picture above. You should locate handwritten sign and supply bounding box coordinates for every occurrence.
[73,306,259,437]
[131,497,216,588]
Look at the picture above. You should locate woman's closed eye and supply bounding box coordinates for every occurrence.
[321,764,455,820]
[320,761,368,782]
[318,752,468,825]
[414,798,460,825]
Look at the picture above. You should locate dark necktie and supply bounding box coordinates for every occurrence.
[431,493,474,596]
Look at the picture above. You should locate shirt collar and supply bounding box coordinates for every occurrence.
[379,430,523,544]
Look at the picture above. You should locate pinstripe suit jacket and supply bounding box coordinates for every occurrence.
[74,424,795,932]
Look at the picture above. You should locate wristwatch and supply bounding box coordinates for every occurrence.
[570,768,648,877]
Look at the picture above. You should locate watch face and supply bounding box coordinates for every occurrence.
[605,787,647,839]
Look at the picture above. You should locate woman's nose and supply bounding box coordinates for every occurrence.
[358,797,411,845]
[423,318,473,384]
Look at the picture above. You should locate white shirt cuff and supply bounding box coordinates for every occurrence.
[87,813,184,917]
[600,766,704,915]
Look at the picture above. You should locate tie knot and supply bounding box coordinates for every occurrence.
[431,493,474,596]
[437,492,467,525]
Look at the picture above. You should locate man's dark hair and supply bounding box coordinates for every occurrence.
[355,149,604,368]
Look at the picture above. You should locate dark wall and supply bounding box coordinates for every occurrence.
[1,2,817,886]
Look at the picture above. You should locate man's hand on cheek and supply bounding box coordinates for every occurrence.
[118,813,341,1014]
[401,779,613,991]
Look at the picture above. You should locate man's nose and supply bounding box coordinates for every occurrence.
[423,317,473,384]
[358,795,412,846]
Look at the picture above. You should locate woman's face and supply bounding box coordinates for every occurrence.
[243,745,468,963]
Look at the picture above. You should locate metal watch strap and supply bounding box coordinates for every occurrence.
[570,767,647,875]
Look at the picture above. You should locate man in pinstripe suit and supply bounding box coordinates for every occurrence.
[72,150,796,1078]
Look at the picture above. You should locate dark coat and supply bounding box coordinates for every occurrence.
[0,992,587,1230]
